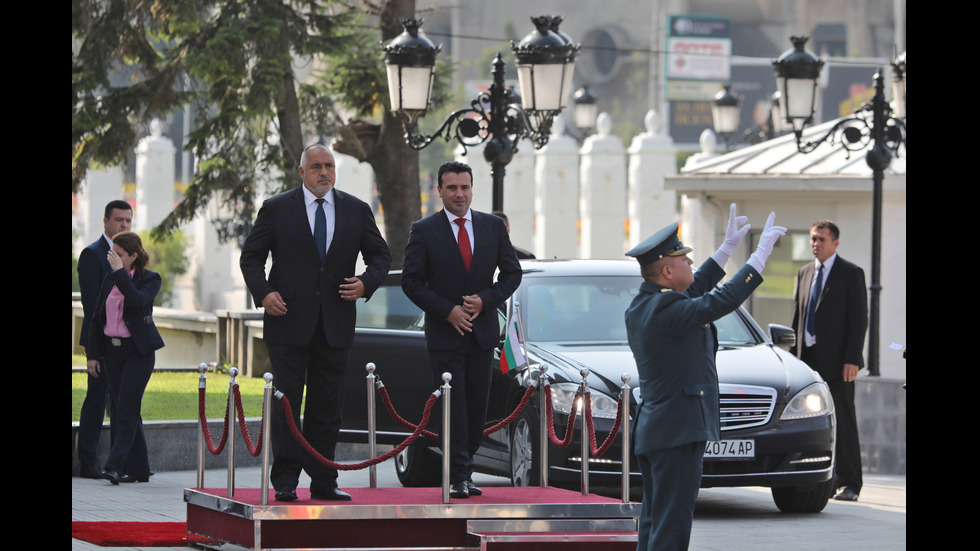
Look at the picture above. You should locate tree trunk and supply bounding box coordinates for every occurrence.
[278,68,305,182]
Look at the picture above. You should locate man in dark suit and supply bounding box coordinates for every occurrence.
[76,199,132,479]
[791,219,868,502]
[240,144,391,502]
[491,211,536,259]
[625,206,785,551]
[401,161,522,499]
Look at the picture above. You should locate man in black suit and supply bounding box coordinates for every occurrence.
[791,219,868,502]
[491,211,535,259]
[76,199,132,478]
[401,161,522,498]
[240,144,391,502]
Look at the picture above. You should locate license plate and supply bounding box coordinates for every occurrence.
[703,439,755,459]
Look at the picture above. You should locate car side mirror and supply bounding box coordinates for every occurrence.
[768,324,796,350]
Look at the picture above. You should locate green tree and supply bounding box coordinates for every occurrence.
[72,0,431,268]
[139,230,190,307]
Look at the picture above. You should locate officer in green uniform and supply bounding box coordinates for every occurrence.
[625,205,786,551]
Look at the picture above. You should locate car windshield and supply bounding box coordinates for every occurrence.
[519,275,759,345]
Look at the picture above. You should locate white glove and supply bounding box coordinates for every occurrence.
[747,212,787,273]
[711,203,750,268]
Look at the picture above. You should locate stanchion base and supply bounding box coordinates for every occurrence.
[184,486,639,550]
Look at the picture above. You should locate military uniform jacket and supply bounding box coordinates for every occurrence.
[626,258,762,455]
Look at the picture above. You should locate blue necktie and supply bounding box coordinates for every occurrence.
[805,263,823,338]
[314,198,327,263]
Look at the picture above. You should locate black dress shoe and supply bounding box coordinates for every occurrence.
[80,465,102,479]
[120,474,152,483]
[465,479,482,496]
[833,487,859,501]
[311,488,352,501]
[101,470,121,485]
[449,482,469,499]
[275,489,298,502]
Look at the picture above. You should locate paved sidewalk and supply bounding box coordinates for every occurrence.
[72,466,906,550]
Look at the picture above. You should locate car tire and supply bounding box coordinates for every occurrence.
[771,479,835,513]
[394,443,441,487]
[510,409,539,487]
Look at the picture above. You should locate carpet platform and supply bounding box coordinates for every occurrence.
[185,485,639,550]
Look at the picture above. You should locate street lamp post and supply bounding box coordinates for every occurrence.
[383,16,579,211]
[772,37,907,376]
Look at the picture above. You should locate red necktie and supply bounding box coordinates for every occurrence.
[455,218,472,271]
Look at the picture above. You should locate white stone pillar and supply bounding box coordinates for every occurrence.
[503,138,535,255]
[134,119,176,231]
[579,113,627,259]
[76,166,125,248]
[335,151,374,208]
[534,116,579,259]
[628,110,677,247]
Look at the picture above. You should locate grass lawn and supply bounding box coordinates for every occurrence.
[71,371,270,422]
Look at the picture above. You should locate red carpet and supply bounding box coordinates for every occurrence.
[71,522,190,547]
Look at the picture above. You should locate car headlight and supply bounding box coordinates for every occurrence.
[780,382,834,420]
[550,383,620,420]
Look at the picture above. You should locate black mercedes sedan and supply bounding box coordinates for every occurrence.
[341,259,837,513]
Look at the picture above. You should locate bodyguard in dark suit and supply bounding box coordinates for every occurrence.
[791,219,868,502]
[401,161,522,499]
[625,206,785,551]
[76,200,132,478]
[240,145,391,501]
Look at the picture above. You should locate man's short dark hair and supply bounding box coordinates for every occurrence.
[104,200,132,219]
[491,211,509,229]
[811,219,840,240]
[437,161,473,188]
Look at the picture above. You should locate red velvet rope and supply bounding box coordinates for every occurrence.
[584,392,624,458]
[378,382,537,440]
[542,385,579,447]
[482,384,536,437]
[197,386,230,455]
[379,386,439,441]
[278,393,438,470]
[232,385,265,457]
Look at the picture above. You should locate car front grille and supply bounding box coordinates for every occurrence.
[719,384,777,431]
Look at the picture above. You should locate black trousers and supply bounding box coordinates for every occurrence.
[267,316,349,493]
[102,338,153,477]
[802,345,863,493]
[78,368,110,467]
[428,335,492,484]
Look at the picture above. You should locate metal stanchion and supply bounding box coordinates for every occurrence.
[227,367,238,497]
[260,372,273,505]
[366,363,378,489]
[620,373,631,504]
[196,363,208,489]
[537,363,550,488]
[579,367,590,496]
[441,372,452,504]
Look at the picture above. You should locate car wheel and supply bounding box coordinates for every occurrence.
[394,443,441,487]
[510,409,539,487]
[771,479,835,513]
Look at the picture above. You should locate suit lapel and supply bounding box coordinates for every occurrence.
[325,189,344,263]
[288,186,321,261]
[437,211,469,273]
[816,258,841,310]
[800,262,814,317]
[468,211,484,272]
